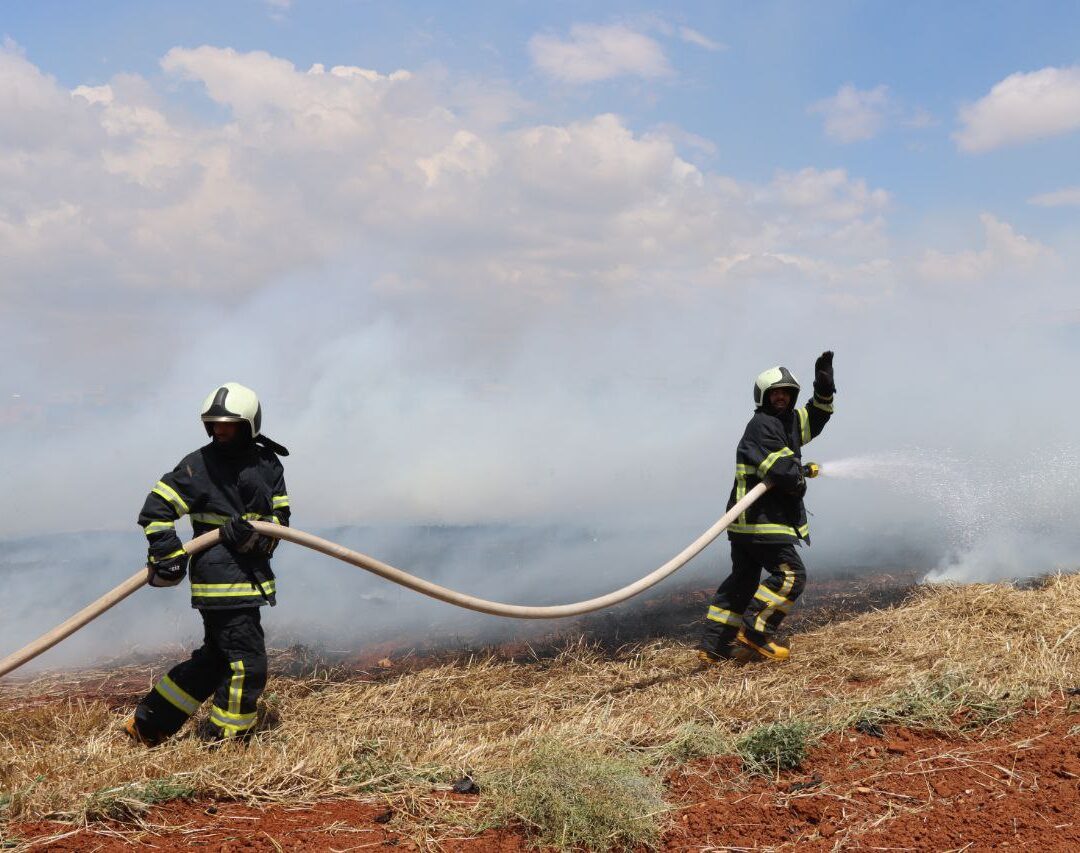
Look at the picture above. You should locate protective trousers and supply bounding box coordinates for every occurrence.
[135,608,267,740]
[700,541,806,655]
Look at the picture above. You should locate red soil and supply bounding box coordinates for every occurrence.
[8,698,1078,851]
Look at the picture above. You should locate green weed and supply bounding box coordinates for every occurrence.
[660,723,732,762]
[489,742,666,851]
[736,720,812,776]
[85,776,196,821]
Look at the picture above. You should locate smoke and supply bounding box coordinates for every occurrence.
[2,43,1080,673]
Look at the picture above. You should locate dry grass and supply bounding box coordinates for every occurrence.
[1,573,1078,849]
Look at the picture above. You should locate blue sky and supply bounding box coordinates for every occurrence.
[2,0,1080,586]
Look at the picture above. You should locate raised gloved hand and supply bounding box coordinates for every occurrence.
[147,554,187,587]
[220,516,277,557]
[814,350,835,397]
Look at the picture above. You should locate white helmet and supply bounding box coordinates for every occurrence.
[753,366,800,408]
[200,382,262,439]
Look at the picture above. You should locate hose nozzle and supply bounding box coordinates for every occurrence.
[802,462,820,479]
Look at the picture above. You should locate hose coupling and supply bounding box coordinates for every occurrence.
[802,462,820,479]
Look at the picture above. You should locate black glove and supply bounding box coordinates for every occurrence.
[814,350,835,397]
[786,471,807,499]
[147,554,187,588]
[220,516,277,557]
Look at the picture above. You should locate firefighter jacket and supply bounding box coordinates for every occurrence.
[727,390,833,544]
[139,441,290,609]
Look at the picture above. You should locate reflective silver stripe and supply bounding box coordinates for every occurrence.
[272,494,290,508]
[757,447,794,479]
[228,660,245,716]
[754,605,775,634]
[707,606,741,626]
[778,563,796,597]
[190,580,276,598]
[151,481,189,515]
[144,521,176,535]
[154,674,200,716]
[754,586,793,612]
[191,512,231,526]
[728,522,809,537]
[735,466,748,525]
[209,704,257,734]
[150,548,186,563]
[798,408,810,444]
[812,395,834,413]
[190,512,276,526]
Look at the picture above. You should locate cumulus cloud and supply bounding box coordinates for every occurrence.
[808,83,890,143]
[678,26,724,51]
[954,65,1080,152]
[1029,186,1080,207]
[529,23,672,83]
[917,213,1052,282]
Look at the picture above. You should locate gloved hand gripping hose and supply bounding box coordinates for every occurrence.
[0,482,773,678]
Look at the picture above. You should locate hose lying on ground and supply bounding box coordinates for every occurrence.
[0,482,769,679]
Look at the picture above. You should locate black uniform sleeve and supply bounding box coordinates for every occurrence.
[138,460,199,563]
[796,387,834,446]
[270,458,290,528]
[739,417,802,490]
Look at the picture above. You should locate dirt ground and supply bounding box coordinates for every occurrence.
[3,574,1078,851]
[6,697,1078,851]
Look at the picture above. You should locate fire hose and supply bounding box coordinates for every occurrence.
[0,474,808,679]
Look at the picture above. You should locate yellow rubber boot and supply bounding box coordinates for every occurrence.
[736,630,790,662]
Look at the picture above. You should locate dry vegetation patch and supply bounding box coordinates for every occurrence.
[1,573,1077,850]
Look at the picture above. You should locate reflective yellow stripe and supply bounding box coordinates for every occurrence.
[798,408,810,444]
[190,512,276,526]
[707,606,741,626]
[190,512,232,526]
[190,580,276,597]
[150,548,186,563]
[209,705,257,735]
[754,605,775,634]
[754,586,794,612]
[778,563,796,597]
[151,481,189,515]
[228,660,245,716]
[757,447,794,479]
[154,674,200,716]
[735,467,749,525]
[728,522,809,538]
[144,521,176,535]
[272,494,290,508]
[812,395,834,413]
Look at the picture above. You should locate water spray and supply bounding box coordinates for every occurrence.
[1,472,836,677]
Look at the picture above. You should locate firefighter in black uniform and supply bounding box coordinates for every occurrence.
[124,382,290,744]
[698,352,835,664]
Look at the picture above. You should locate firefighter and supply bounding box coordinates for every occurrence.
[698,351,835,664]
[123,382,290,745]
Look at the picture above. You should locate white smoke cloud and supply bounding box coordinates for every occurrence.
[917,213,1053,282]
[2,42,1080,673]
